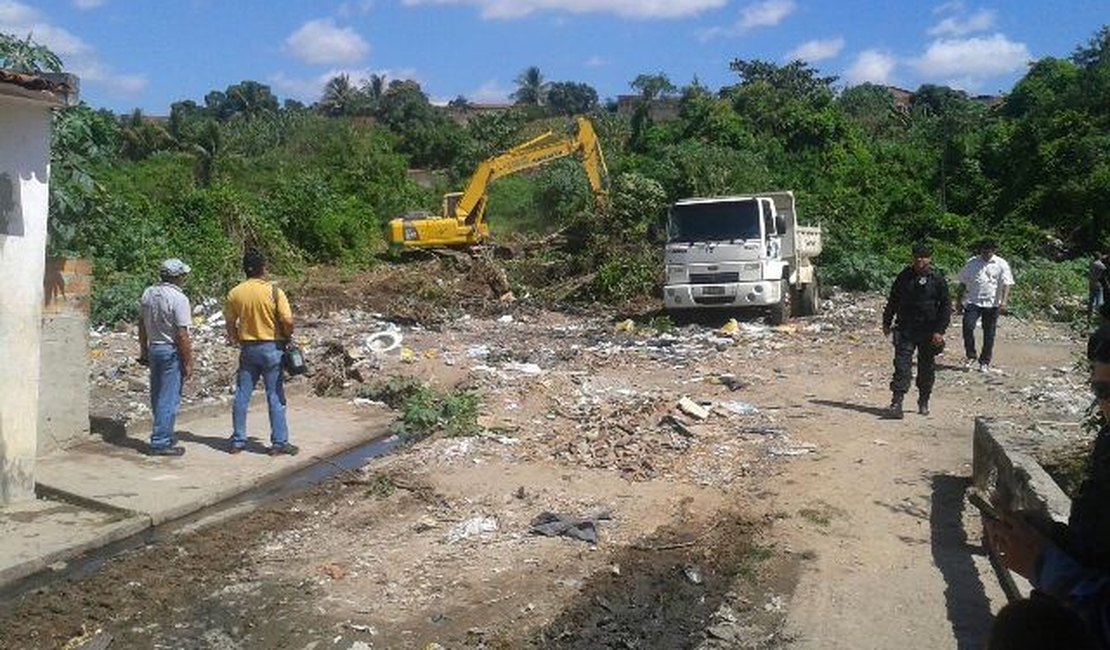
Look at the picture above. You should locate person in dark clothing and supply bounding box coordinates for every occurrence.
[881,243,952,418]
[983,324,1110,649]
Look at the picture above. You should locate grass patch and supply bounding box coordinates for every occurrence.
[364,376,481,442]
[798,508,832,527]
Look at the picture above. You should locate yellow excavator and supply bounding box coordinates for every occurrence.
[386,116,608,249]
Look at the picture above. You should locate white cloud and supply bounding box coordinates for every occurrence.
[737,0,795,30]
[912,34,1030,84]
[927,8,995,37]
[0,0,147,96]
[467,80,511,103]
[284,19,370,65]
[844,50,897,85]
[698,0,796,40]
[786,37,844,63]
[400,0,727,20]
[584,55,608,67]
[72,0,106,9]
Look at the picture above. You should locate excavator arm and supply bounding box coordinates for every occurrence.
[387,117,608,249]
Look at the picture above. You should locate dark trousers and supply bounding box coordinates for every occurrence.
[890,330,937,402]
[962,304,1000,364]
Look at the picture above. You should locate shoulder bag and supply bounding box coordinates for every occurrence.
[271,283,307,376]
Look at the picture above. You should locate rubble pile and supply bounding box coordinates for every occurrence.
[89,287,1089,489]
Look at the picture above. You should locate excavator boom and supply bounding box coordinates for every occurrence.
[387,116,608,249]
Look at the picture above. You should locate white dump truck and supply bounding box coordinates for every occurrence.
[662,191,822,324]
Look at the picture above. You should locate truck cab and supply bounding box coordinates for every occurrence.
[662,191,821,324]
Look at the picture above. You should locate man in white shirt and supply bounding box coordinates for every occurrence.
[956,239,1015,373]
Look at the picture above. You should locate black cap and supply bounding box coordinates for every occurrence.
[912,242,932,257]
[979,238,998,252]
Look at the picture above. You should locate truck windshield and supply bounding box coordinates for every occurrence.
[668,200,762,243]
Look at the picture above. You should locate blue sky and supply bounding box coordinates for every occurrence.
[1,0,1106,114]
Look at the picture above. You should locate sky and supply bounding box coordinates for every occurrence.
[0,0,1106,114]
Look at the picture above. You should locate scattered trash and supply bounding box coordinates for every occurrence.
[446,516,498,543]
[503,362,543,376]
[736,426,783,436]
[400,347,416,363]
[466,345,490,358]
[615,319,636,333]
[319,563,348,580]
[530,511,612,544]
[62,627,112,650]
[718,374,748,391]
[719,401,759,416]
[660,414,695,437]
[497,314,514,324]
[678,397,710,420]
[683,564,704,585]
[719,319,740,335]
[365,330,402,354]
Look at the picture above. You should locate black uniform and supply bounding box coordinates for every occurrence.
[882,266,951,401]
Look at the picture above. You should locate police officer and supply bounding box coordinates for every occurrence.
[881,242,951,418]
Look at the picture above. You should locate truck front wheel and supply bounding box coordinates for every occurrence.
[769,280,791,325]
[799,280,820,316]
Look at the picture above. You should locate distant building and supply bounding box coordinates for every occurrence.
[445,102,514,125]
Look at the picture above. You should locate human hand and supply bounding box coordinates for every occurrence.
[956,303,964,315]
[882,325,891,337]
[984,513,1050,580]
[137,355,149,367]
[1000,305,1009,316]
[931,333,944,347]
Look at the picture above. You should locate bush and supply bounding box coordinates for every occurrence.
[1009,258,1087,321]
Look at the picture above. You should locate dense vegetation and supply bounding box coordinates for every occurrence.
[2,27,1108,323]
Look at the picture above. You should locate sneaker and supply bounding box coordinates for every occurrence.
[979,362,991,374]
[228,444,243,455]
[150,445,185,457]
[918,403,930,416]
[963,358,977,371]
[269,443,299,457]
[887,401,904,420]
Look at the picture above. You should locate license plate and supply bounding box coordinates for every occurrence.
[703,286,726,295]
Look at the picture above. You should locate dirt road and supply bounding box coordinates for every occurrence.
[0,290,1085,649]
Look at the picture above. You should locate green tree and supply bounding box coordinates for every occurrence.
[630,73,676,101]
[511,66,548,106]
[546,81,599,116]
[319,74,361,116]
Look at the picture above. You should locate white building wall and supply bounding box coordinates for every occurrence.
[0,96,53,504]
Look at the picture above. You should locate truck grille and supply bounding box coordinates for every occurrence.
[693,296,736,306]
[689,272,740,284]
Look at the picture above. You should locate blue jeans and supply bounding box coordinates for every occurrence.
[962,304,1000,365]
[231,342,289,448]
[149,344,183,449]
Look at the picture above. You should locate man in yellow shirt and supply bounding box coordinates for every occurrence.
[223,249,297,455]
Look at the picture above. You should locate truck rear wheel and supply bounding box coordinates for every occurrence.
[799,280,820,316]
[769,280,791,325]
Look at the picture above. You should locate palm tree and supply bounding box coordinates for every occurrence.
[319,74,359,116]
[511,66,548,106]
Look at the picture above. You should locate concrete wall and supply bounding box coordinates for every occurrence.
[972,417,1071,524]
[0,97,53,504]
[38,258,91,453]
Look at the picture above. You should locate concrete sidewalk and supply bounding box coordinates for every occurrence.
[0,396,392,588]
